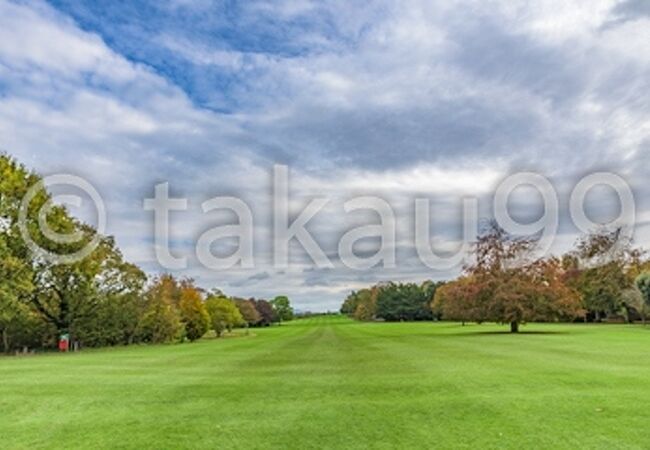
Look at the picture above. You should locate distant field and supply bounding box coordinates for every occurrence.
[2,317,650,449]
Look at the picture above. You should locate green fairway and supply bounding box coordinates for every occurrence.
[2,317,650,449]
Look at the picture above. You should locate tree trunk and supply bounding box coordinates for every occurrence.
[1,328,8,354]
[510,321,519,333]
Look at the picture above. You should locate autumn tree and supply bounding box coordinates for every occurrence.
[137,275,183,343]
[254,299,278,326]
[235,298,261,327]
[178,283,210,341]
[489,258,583,332]
[432,276,484,325]
[353,287,379,321]
[434,221,582,332]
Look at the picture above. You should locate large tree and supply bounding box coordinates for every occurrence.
[0,154,148,346]
[433,222,583,332]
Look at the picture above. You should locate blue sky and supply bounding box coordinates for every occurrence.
[0,0,649,310]
[47,0,376,111]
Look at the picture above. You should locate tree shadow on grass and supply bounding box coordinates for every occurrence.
[442,329,570,337]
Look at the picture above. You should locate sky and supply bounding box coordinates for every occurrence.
[0,0,648,311]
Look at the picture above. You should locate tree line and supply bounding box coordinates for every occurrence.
[0,155,293,353]
[341,221,650,332]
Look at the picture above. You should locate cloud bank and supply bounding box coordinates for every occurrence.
[1,0,648,310]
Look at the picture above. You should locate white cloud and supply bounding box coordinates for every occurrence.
[0,0,137,81]
[0,0,648,311]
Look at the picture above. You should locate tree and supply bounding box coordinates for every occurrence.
[254,299,278,326]
[74,249,147,347]
[620,288,648,325]
[353,288,378,321]
[137,275,183,344]
[235,298,261,327]
[0,154,149,347]
[206,295,244,337]
[178,284,210,342]
[421,280,442,308]
[433,222,583,332]
[489,258,583,332]
[0,234,34,352]
[634,273,650,325]
[568,228,640,321]
[270,296,294,322]
[375,282,433,321]
[0,154,81,341]
[432,276,483,325]
[341,291,361,315]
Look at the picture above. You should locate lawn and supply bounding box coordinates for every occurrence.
[2,317,650,449]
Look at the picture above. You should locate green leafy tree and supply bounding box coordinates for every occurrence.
[635,273,650,305]
[341,291,361,315]
[620,288,648,325]
[634,273,650,325]
[27,234,145,345]
[567,228,640,321]
[206,296,244,337]
[270,296,294,322]
[375,282,434,321]
[74,246,147,347]
[0,234,35,352]
[0,154,148,347]
[340,290,363,317]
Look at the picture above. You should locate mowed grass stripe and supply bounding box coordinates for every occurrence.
[2,317,650,449]
[333,321,650,449]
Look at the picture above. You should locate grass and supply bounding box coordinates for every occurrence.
[3,317,650,449]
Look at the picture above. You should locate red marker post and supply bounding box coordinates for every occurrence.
[58,334,69,353]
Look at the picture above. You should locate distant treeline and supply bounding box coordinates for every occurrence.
[341,222,650,332]
[0,154,293,353]
[341,281,442,322]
